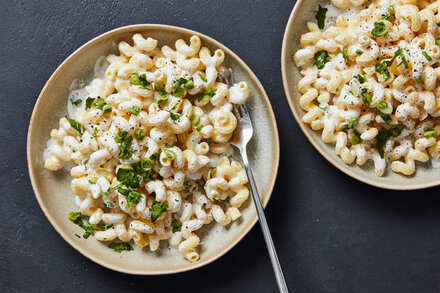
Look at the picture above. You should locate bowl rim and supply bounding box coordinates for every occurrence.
[281,0,439,190]
[27,23,280,275]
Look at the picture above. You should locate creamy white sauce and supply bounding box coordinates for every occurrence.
[323,3,361,28]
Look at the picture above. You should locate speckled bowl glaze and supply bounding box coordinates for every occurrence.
[27,24,279,274]
[281,0,440,190]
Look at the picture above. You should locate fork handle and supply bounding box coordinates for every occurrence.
[241,151,289,293]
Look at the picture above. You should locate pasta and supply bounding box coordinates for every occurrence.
[43,33,250,261]
[294,0,440,176]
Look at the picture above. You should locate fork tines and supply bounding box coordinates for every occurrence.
[219,68,250,121]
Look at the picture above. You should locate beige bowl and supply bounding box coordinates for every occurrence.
[281,0,440,190]
[27,24,279,274]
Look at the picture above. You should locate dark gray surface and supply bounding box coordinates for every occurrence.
[1,0,440,292]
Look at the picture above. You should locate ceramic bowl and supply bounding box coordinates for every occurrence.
[281,0,440,190]
[27,24,279,274]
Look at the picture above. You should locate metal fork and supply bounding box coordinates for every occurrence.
[220,68,289,293]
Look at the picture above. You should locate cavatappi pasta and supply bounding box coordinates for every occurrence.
[43,33,250,261]
[294,0,440,176]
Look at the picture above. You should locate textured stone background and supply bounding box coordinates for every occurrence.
[2,0,440,292]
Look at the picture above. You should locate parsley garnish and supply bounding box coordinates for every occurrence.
[172,219,182,233]
[115,131,128,143]
[66,117,83,137]
[169,112,182,121]
[416,75,424,83]
[116,167,140,188]
[118,136,133,159]
[149,153,161,165]
[315,5,328,30]
[71,98,82,106]
[68,212,94,239]
[375,124,403,158]
[314,50,331,69]
[108,242,133,253]
[104,224,113,230]
[151,201,167,222]
[98,184,123,198]
[85,97,95,108]
[118,188,142,209]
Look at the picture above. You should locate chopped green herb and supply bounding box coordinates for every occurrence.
[378,69,390,82]
[130,73,150,87]
[154,82,165,91]
[116,167,140,188]
[68,212,94,239]
[416,75,424,83]
[127,106,140,115]
[198,73,208,82]
[172,219,182,233]
[115,131,128,143]
[71,98,82,106]
[371,21,388,37]
[118,188,142,209]
[108,242,133,253]
[172,87,184,97]
[151,201,167,222]
[196,125,204,132]
[361,88,372,106]
[315,4,328,30]
[314,50,331,69]
[104,224,113,230]
[85,97,95,108]
[132,157,154,181]
[184,79,194,90]
[424,129,437,139]
[422,51,432,61]
[101,104,112,115]
[135,129,145,140]
[375,124,403,158]
[169,112,182,121]
[99,184,123,198]
[75,234,81,238]
[88,180,96,184]
[342,47,348,59]
[66,117,83,137]
[356,49,364,56]
[201,203,207,210]
[118,136,133,159]
[340,119,358,130]
[149,153,161,165]
[196,89,216,102]
[354,74,366,84]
